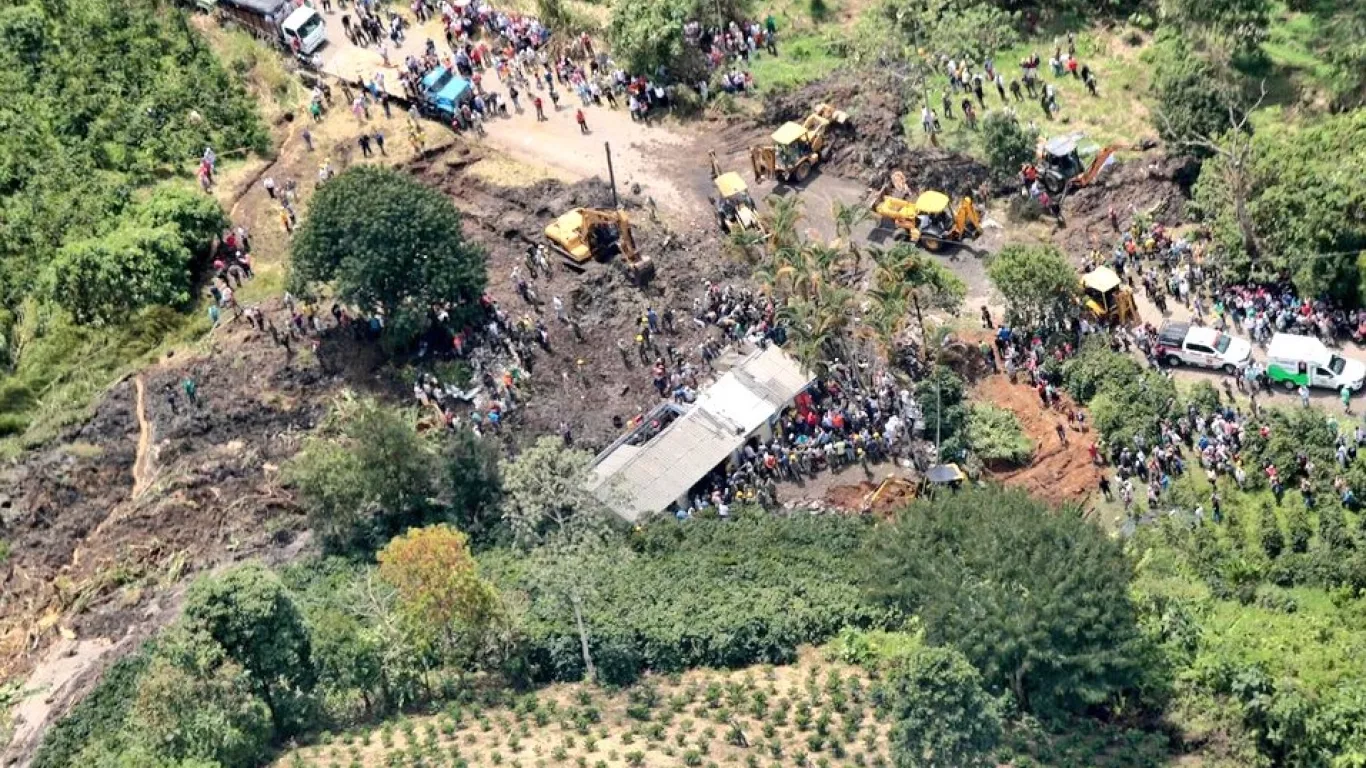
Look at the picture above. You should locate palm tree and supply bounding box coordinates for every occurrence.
[831,199,871,274]
[870,244,966,358]
[762,194,805,253]
[726,229,767,264]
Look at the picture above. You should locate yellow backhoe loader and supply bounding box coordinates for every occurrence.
[709,150,765,235]
[1037,133,1151,195]
[750,103,849,184]
[544,208,654,284]
[871,175,982,252]
[1081,266,1137,326]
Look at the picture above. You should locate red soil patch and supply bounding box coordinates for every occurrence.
[972,374,1102,506]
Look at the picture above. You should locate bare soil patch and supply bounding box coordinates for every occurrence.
[970,374,1102,506]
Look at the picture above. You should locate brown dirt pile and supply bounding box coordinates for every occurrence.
[970,374,1101,506]
[761,73,994,195]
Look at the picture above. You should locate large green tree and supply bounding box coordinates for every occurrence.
[986,245,1079,331]
[286,396,440,554]
[1148,37,1239,155]
[291,166,487,337]
[1193,109,1366,300]
[42,224,192,325]
[887,645,1002,768]
[865,486,1148,714]
[503,435,611,548]
[181,564,316,735]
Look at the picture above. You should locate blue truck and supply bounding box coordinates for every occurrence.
[417,67,474,121]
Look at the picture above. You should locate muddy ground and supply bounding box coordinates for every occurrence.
[408,144,752,449]
[0,309,337,762]
[0,24,1205,760]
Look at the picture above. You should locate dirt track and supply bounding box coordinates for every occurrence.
[971,374,1102,506]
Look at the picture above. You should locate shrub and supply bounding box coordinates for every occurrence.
[981,112,1037,178]
[486,515,883,685]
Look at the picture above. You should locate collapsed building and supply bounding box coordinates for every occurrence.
[586,345,813,522]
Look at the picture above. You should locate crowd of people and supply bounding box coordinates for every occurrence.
[920,31,1099,137]
[680,367,930,516]
[307,0,782,149]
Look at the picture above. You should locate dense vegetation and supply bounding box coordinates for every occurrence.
[0,0,262,442]
[290,164,488,346]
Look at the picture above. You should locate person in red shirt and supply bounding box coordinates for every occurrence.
[533,96,545,121]
[575,108,588,134]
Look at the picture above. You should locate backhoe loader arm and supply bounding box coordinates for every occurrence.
[1078,144,1127,186]
[952,198,982,237]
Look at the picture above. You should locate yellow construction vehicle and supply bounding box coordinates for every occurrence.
[709,150,765,235]
[750,103,849,184]
[544,208,654,284]
[873,188,982,252]
[1081,266,1137,325]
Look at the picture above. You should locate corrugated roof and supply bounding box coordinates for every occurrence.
[588,346,812,521]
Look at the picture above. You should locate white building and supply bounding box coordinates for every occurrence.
[586,345,814,522]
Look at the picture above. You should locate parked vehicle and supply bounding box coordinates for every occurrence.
[1266,333,1366,392]
[417,66,474,121]
[1156,321,1252,373]
[204,0,328,55]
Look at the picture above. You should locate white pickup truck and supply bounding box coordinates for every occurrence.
[1155,321,1253,374]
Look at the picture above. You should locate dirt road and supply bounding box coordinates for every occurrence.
[315,15,705,222]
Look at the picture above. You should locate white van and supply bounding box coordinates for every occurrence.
[281,6,327,55]
[1266,333,1366,392]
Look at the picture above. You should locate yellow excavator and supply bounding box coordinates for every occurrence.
[709,150,765,235]
[1081,266,1138,326]
[872,173,981,252]
[750,103,849,184]
[544,208,654,284]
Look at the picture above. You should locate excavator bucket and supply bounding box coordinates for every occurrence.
[750,146,776,182]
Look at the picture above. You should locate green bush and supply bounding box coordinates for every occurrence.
[43,224,192,325]
[981,112,1037,179]
[32,653,152,768]
[950,404,1034,466]
[486,515,886,685]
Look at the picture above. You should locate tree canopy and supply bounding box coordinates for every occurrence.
[981,112,1037,178]
[291,166,488,337]
[377,524,502,661]
[1148,36,1239,154]
[1193,109,1366,300]
[0,0,264,308]
[986,245,1079,330]
[886,645,1002,768]
[865,486,1148,715]
[502,436,611,548]
[181,563,316,734]
[42,225,192,326]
